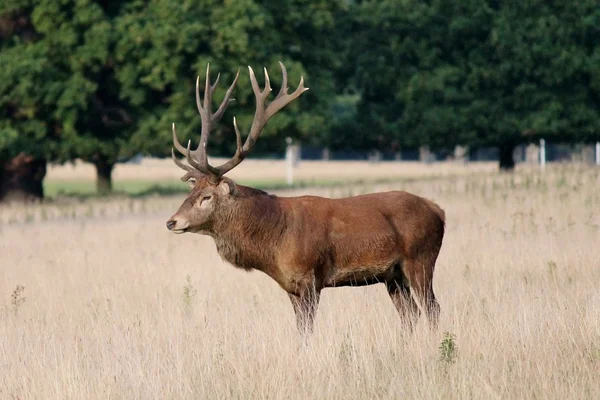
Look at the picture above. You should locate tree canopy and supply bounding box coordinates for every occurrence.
[350,0,600,168]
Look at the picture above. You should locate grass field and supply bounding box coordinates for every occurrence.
[43,157,497,197]
[1,161,599,399]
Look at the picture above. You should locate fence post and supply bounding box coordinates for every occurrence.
[540,139,546,170]
[419,146,432,164]
[285,137,294,185]
[596,142,600,166]
[368,150,382,163]
[454,145,468,164]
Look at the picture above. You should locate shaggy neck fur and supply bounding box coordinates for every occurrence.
[211,186,287,273]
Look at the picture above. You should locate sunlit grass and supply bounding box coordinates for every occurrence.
[2,162,599,399]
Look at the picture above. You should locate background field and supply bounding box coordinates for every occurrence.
[43,158,498,197]
[1,161,600,399]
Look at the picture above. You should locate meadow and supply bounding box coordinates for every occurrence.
[1,159,599,399]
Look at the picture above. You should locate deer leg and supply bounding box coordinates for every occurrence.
[288,288,320,336]
[403,258,440,330]
[386,279,420,331]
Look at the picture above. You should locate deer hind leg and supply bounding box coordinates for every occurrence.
[288,287,320,336]
[403,257,440,330]
[386,277,420,331]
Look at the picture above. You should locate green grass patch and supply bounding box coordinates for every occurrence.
[44,179,186,198]
[44,176,407,200]
[44,177,344,199]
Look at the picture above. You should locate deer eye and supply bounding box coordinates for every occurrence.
[201,196,212,203]
[186,178,197,190]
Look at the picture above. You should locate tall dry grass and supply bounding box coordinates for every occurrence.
[1,163,599,399]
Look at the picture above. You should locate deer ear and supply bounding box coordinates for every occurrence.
[218,179,237,196]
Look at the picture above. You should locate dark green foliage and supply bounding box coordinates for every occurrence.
[348,0,600,168]
[112,0,346,158]
[1,0,132,196]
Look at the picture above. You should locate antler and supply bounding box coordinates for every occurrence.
[172,62,309,179]
[172,64,239,176]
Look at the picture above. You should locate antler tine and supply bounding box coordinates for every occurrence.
[264,73,309,120]
[263,67,272,93]
[190,73,216,173]
[243,65,272,152]
[171,148,193,172]
[213,70,240,122]
[276,61,289,99]
[195,75,204,115]
[232,117,243,156]
[203,64,212,111]
[191,65,214,173]
[210,62,308,177]
[172,123,189,155]
[211,73,220,94]
[184,139,206,172]
[248,66,262,100]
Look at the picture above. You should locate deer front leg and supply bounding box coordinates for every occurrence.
[288,288,320,336]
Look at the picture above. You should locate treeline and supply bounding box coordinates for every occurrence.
[1,0,600,201]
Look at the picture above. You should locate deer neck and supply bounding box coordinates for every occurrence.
[211,192,285,273]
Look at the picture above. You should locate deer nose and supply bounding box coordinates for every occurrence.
[166,220,176,230]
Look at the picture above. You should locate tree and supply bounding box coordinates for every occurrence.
[0,0,141,196]
[2,0,346,199]
[464,0,600,169]
[347,0,496,159]
[0,1,60,201]
[114,0,346,161]
[342,1,451,152]
[347,0,600,170]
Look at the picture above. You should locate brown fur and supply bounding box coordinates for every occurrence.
[167,172,445,334]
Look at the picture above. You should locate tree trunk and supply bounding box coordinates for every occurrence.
[0,153,46,203]
[94,160,114,195]
[498,143,516,171]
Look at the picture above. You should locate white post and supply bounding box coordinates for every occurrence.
[596,142,600,166]
[419,146,432,164]
[285,137,294,185]
[540,139,546,170]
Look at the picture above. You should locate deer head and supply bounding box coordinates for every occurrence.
[166,62,308,234]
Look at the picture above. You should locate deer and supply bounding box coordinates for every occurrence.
[166,62,445,335]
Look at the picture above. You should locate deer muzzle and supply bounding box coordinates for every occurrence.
[166,216,190,234]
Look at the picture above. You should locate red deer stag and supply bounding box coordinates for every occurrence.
[166,62,445,334]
